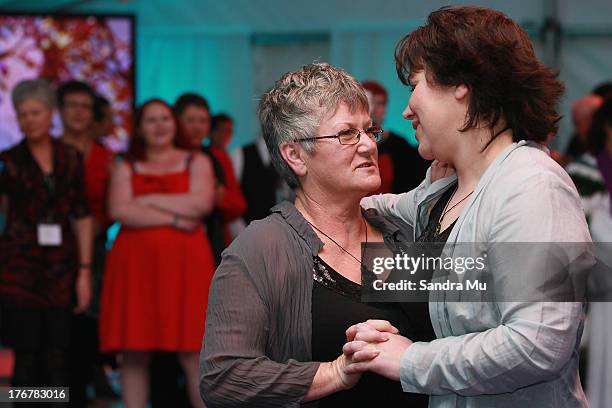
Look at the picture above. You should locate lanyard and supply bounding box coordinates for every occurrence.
[42,172,57,223]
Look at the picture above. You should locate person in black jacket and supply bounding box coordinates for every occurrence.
[362,80,430,194]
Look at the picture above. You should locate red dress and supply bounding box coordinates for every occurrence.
[99,165,215,352]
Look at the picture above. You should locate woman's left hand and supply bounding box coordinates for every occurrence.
[430,160,455,182]
[73,271,92,314]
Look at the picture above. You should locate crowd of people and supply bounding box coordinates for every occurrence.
[1,4,611,408]
[0,75,430,407]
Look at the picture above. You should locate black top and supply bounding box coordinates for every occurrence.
[200,202,415,407]
[312,256,430,407]
[310,185,458,406]
[377,132,430,193]
[565,134,584,159]
[417,184,458,243]
[387,184,458,333]
[200,145,225,265]
[240,143,280,223]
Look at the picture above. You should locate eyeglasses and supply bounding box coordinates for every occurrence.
[298,126,383,145]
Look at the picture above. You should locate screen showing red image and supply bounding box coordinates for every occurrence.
[0,14,134,151]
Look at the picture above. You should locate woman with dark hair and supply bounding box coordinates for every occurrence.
[99,99,215,408]
[347,6,591,407]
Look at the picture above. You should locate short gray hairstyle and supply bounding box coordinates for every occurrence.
[11,78,56,111]
[258,63,369,189]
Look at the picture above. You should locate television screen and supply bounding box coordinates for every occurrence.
[0,13,134,151]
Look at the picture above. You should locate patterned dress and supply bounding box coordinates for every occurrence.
[0,139,90,308]
[0,139,90,349]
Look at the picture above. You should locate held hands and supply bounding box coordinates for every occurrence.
[305,347,381,401]
[328,353,367,392]
[343,319,413,381]
[324,322,393,393]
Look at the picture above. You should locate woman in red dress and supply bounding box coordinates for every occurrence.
[100,99,215,408]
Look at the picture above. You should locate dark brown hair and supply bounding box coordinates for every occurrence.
[127,99,186,161]
[211,113,233,133]
[57,80,95,108]
[362,80,388,103]
[395,5,564,143]
[587,98,612,155]
[174,92,210,117]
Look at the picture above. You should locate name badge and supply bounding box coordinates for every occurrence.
[37,224,62,246]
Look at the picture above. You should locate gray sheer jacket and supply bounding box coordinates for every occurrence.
[199,201,411,407]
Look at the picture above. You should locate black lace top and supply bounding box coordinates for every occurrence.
[417,183,458,243]
[311,256,430,407]
[310,186,459,406]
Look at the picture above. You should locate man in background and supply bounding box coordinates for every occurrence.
[229,133,285,237]
[362,80,430,194]
[57,80,116,406]
[565,94,604,164]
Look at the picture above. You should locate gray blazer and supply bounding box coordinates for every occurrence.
[363,141,591,407]
[200,201,412,407]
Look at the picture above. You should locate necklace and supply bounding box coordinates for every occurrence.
[435,186,474,235]
[306,216,368,265]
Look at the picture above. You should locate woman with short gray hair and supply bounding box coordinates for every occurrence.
[200,63,433,407]
[0,78,93,388]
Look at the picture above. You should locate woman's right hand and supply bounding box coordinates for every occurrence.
[336,321,398,389]
[303,352,375,402]
[174,215,201,232]
[330,353,363,391]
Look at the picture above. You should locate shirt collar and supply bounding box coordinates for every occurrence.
[270,200,404,256]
